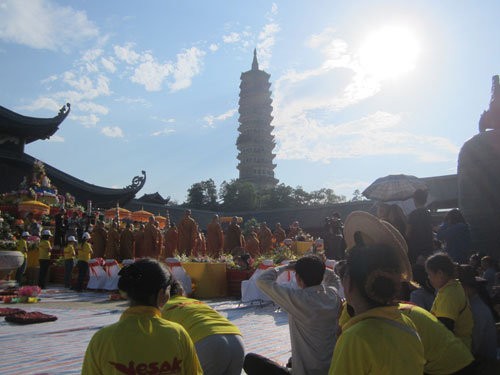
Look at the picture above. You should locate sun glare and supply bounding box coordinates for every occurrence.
[358,26,420,80]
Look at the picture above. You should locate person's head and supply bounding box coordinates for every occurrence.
[185,209,191,218]
[154,220,159,228]
[41,229,52,240]
[126,223,132,230]
[445,209,466,225]
[212,214,219,223]
[276,222,282,229]
[261,222,268,229]
[231,216,238,225]
[21,231,29,239]
[376,203,391,220]
[480,255,495,270]
[387,204,407,234]
[294,255,325,288]
[412,264,435,294]
[67,235,78,245]
[82,232,91,242]
[457,264,483,291]
[469,253,481,269]
[343,244,402,309]
[169,279,185,298]
[413,189,428,207]
[170,222,176,228]
[425,252,456,290]
[148,216,155,224]
[118,259,172,307]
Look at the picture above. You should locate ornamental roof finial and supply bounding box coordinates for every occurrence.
[252,48,259,71]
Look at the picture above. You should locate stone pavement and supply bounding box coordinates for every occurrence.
[0,287,291,374]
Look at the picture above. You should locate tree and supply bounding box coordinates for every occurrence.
[308,188,345,206]
[351,189,365,202]
[185,179,219,210]
[262,184,296,209]
[219,180,257,211]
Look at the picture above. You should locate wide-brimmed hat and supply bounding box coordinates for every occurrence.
[41,229,52,237]
[344,211,412,281]
[67,236,77,243]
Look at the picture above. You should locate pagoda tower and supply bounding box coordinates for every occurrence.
[236,49,278,190]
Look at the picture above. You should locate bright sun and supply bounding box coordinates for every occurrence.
[358,26,420,80]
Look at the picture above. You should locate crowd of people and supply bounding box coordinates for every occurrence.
[13,188,500,374]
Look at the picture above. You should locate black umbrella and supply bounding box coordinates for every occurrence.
[362,174,428,202]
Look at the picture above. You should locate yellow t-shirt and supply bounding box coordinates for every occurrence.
[63,244,76,260]
[329,305,425,375]
[431,279,473,350]
[16,239,28,259]
[38,240,52,260]
[161,296,241,343]
[399,303,474,374]
[82,306,202,375]
[78,242,93,262]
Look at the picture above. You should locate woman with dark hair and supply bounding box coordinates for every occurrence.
[425,252,473,350]
[386,204,407,241]
[162,280,244,375]
[330,243,425,374]
[82,259,202,375]
[409,264,435,311]
[436,209,472,264]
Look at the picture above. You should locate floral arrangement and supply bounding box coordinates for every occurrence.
[0,240,17,250]
[18,285,41,297]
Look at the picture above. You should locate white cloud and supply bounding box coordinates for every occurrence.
[47,135,64,142]
[151,128,175,136]
[274,110,459,163]
[271,3,278,15]
[209,43,219,52]
[101,126,124,138]
[169,47,205,92]
[115,96,151,107]
[203,108,237,128]
[71,113,100,127]
[18,97,61,112]
[257,23,280,70]
[223,32,240,44]
[101,56,116,73]
[131,53,173,91]
[151,116,175,123]
[41,75,58,84]
[0,0,98,52]
[114,43,141,64]
[76,102,108,115]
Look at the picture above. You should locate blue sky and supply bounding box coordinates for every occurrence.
[1,0,499,203]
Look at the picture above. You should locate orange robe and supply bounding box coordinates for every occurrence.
[224,223,242,252]
[92,226,107,258]
[119,228,135,260]
[245,233,260,258]
[207,222,224,256]
[164,227,178,258]
[104,228,120,259]
[178,217,198,255]
[259,227,273,253]
[274,227,286,245]
[134,230,145,258]
[194,233,207,257]
[155,227,163,258]
[143,223,158,258]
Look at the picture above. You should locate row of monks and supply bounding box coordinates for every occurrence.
[92,210,297,261]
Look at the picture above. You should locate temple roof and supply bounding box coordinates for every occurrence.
[0,103,70,144]
[0,150,146,209]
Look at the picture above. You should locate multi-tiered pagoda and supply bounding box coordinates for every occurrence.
[236,49,278,190]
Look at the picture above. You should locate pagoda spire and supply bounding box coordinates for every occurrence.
[252,48,259,71]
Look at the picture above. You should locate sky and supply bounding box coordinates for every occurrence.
[1,0,499,204]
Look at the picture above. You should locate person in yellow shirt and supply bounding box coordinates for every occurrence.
[76,232,93,292]
[38,229,52,289]
[329,211,425,375]
[162,281,244,375]
[426,252,474,350]
[15,231,29,285]
[63,236,77,288]
[82,258,202,375]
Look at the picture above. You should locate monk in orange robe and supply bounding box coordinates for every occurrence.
[288,221,301,239]
[177,210,198,255]
[224,216,242,252]
[92,221,107,258]
[154,221,163,259]
[134,224,145,258]
[164,223,178,258]
[119,223,135,260]
[207,215,224,257]
[258,222,273,253]
[273,222,286,245]
[245,230,260,258]
[194,231,207,257]
[104,222,120,259]
[142,216,158,258]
